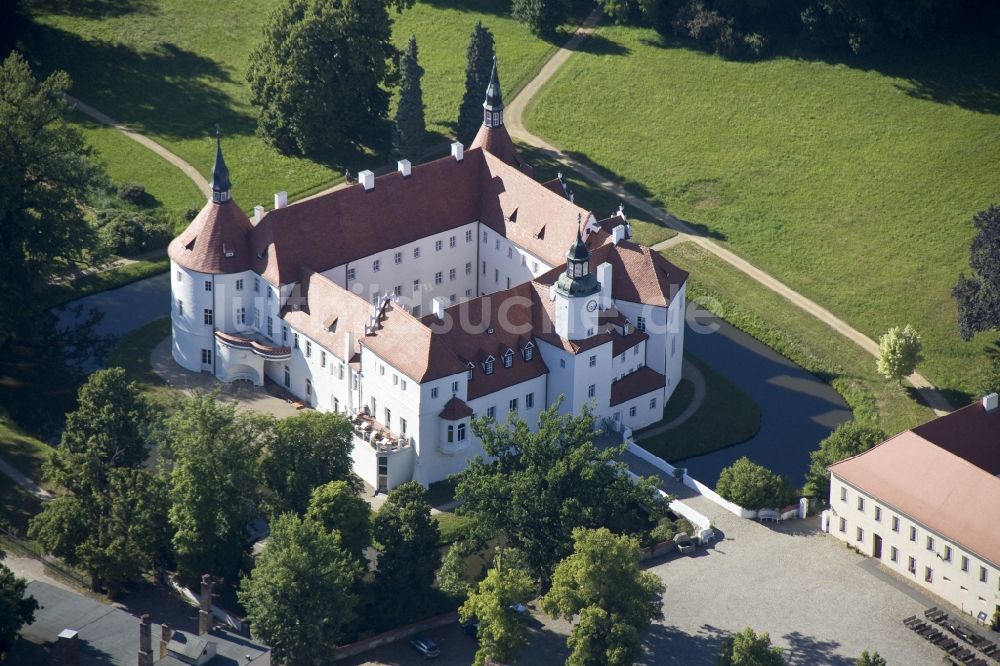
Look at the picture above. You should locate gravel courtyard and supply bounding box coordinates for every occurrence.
[642,501,943,665]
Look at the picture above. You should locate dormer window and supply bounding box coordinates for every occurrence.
[484,356,495,375]
[502,349,513,368]
[467,362,475,380]
[522,342,534,361]
[623,321,633,335]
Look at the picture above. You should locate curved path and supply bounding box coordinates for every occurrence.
[68,95,210,197]
[505,12,951,417]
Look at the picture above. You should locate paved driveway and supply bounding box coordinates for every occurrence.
[678,312,852,485]
[55,273,170,339]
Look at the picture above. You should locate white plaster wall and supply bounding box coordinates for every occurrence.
[830,476,1000,620]
[610,339,646,380]
[610,388,666,431]
[537,340,576,410]
[170,261,215,373]
[478,225,551,294]
[323,222,479,315]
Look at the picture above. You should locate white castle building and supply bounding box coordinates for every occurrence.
[168,61,688,491]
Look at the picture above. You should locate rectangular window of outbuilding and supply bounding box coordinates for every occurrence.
[629,406,637,417]
[910,526,917,542]
[926,536,934,551]
[526,393,534,409]
[980,567,988,583]
[839,517,846,533]
[509,398,518,413]
[961,556,969,572]
[650,398,657,410]
[305,341,312,358]
[943,546,952,562]
[890,546,898,562]
[487,406,496,419]
[857,497,864,512]
[908,557,916,574]
[891,516,899,532]
[840,487,847,502]
[856,527,863,542]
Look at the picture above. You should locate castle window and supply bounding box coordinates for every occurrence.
[466,230,473,242]
[306,378,312,397]
[435,272,443,285]
[435,240,443,251]
[400,418,407,435]
[649,398,657,410]
[412,305,421,317]
[487,406,496,419]
[236,307,246,325]
[629,406,636,417]
[373,259,380,272]
[449,268,456,281]
[449,294,457,304]
[451,381,459,393]
[466,262,472,275]
[267,316,273,338]
[525,392,534,408]
[457,423,466,440]
[394,285,402,297]
[395,252,402,264]
[447,425,454,443]
[176,270,182,282]
[393,374,398,386]
[507,247,513,259]
[414,246,420,258]
[321,351,326,368]
[401,380,407,391]
[177,299,184,316]
[254,307,260,329]
[235,278,243,291]
[509,398,518,413]
[502,350,513,368]
[634,345,640,356]
[450,235,456,248]
[347,268,356,281]
[413,279,420,292]
[589,355,596,367]
[385,408,391,426]
[282,326,288,343]
[532,261,538,272]
[201,349,212,365]
[431,387,439,399]
[588,384,595,398]
[305,341,312,358]
[636,316,646,332]
[204,280,212,291]
[203,309,214,325]
[254,278,260,293]
[586,328,594,336]
[293,333,299,349]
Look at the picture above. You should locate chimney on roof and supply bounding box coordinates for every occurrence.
[159,624,173,659]
[198,575,213,636]
[983,392,998,413]
[274,191,287,209]
[138,614,153,666]
[253,205,264,225]
[359,170,375,191]
[431,297,447,320]
[397,159,411,177]
[611,224,627,245]
[57,629,79,666]
[597,262,613,309]
[451,142,464,162]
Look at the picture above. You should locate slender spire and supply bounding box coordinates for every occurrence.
[210,129,232,204]
[483,56,503,128]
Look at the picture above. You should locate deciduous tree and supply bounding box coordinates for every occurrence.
[803,421,885,498]
[45,367,151,497]
[436,542,471,602]
[512,0,567,37]
[456,22,495,146]
[166,394,273,582]
[455,402,664,582]
[715,457,788,511]
[392,35,426,159]
[0,52,103,345]
[238,514,362,666]
[876,324,922,383]
[260,410,356,517]
[542,528,664,666]
[459,551,534,666]
[371,481,441,627]
[954,205,1000,340]
[304,480,371,564]
[0,553,37,658]
[246,0,414,155]
[856,651,887,666]
[717,627,786,665]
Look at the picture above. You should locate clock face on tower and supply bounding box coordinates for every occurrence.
[586,300,598,312]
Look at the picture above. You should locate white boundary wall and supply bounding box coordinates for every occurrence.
[625,441,756,519]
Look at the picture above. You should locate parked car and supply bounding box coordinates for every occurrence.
[410,636,440,659]
[674,532,695,555]
[462,619,479,638]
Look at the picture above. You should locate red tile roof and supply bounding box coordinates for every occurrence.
[610,367,667,406]
[830,430,1000,568]
[470,123,533,176]
[169,200,254,274]
[440,396,475,420]
[911,401,1000,474]
[280,272,371,363]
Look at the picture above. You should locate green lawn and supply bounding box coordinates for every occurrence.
[27,0,579,211]
[526,23,1000,403]
[636,353,761,461]
[106,317,178,407]
[42,258,170,309]
[72,116,203,224]
[663,241,934,435]
[0,414,55,488]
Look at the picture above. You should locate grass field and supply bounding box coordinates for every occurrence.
[27,0,578,210]
[106,317,179,407]
[526,22,1000,403]
[664,241,934,435]
[636,353,761,462]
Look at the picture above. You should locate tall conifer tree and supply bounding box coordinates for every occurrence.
[456,22,495,146]
[393,35,426,159]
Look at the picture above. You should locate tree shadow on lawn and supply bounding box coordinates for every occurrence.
[32,24,249,141]
[639,13,1000,116]
[28,0,157,20]
[568,30,629,56]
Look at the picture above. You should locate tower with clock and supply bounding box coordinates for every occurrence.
[553,228,602,340]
